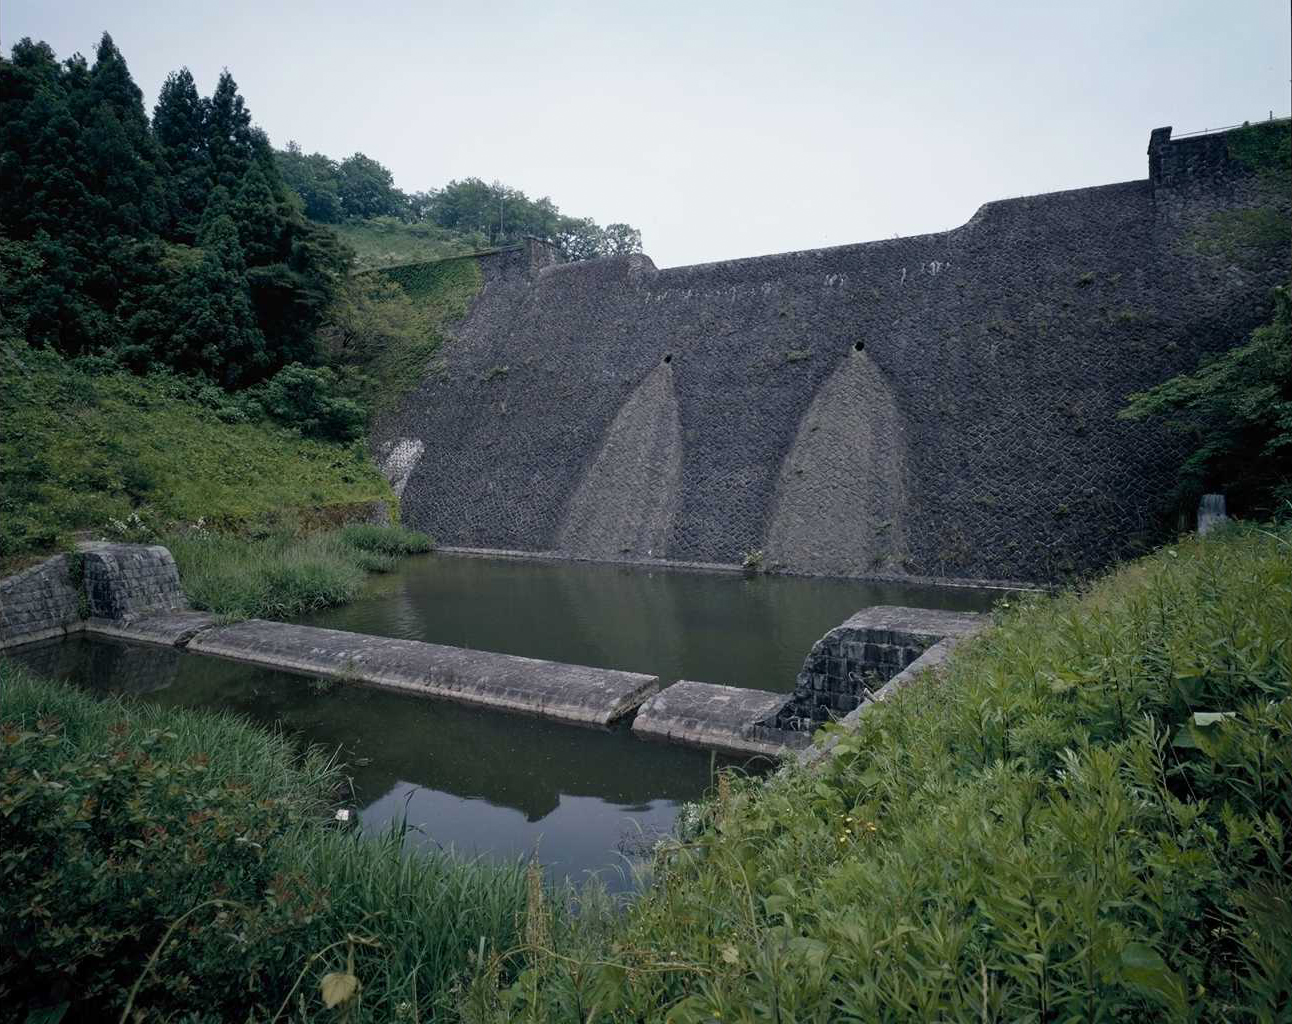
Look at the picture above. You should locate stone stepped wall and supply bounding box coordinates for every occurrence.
[0,555,82,649]
[0,543,190,650]
[80,543,189,622]
[773,606,985,730]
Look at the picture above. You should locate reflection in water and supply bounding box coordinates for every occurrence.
[4,557,1000,885]
[4,635,722,887]
[302,553,999,693]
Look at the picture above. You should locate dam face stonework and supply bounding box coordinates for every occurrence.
[380,124,1290,583]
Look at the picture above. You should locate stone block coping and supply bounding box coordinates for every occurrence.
[633,680,809,759]
[830,605,985,648]
[187,619,659,727]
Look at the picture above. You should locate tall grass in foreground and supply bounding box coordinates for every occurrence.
[0,668,531,1022]
[164,523,433,620]
[466,522,1292,1023]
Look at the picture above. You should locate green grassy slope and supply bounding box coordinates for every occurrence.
[332,217,485,271]
[0,343,393,557]
[471,522,1292,1022]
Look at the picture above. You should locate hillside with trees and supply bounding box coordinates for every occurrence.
[0,31,642,559]
[275,142,643,269]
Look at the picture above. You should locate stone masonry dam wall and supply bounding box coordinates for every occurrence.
[379,124,1290,583]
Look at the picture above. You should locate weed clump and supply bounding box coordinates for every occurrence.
[339,523,434,556]
[0,667,531,1021]
[166,524,432,620]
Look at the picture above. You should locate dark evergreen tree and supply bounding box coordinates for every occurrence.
[205,69,255,191]
[172,205,266,384]
[232,160,285,265]
[153,68,211,241]
[83,33,163,235]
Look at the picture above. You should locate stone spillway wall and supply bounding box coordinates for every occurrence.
[379,123,1290,583]
[773,606,985,731]
[0,554,83,649]
[0,543,190,649]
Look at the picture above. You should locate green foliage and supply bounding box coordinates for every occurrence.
[275,148,646,264]
[0,341,390,556]
[1226,119,1292,181]
[166,524,430,619]
[0,667,532,1021]
[329,217,482,270]
[1121,288,1292,515]
[338,523,434,556]
[336,151,405,220]
[252,362,367,442]
[275,143,408,223]
[323,256,482,414]
[0,34,347,385]
[468,524,1292,1022]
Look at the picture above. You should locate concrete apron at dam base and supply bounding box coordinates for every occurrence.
[0,542,984,757]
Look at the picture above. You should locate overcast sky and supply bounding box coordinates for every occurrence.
[4,1,1288,268]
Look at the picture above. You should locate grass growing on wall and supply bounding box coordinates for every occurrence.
[355,254,483,415]
[464,521,1292,1022]
[0,343,393,559]
[0,665,532,1022]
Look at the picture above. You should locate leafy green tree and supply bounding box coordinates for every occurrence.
[1121,288,1292,517]
[555,215,605,261]
[336,152,406,219]
[602,222,643,256]
[253,362,366,440]
[277,142,343,222]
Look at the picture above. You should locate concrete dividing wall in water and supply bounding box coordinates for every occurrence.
[186,620,659,727]
[377,123,1291,584]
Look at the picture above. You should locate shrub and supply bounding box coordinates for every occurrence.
[1121,287,1292,517]
[0,668,532,1021]
[253,363,368,442]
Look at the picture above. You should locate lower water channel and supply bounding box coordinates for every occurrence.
[5,554,999,888]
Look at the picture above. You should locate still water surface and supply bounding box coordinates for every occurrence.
[6,554,999,886]
[300,553,997,693]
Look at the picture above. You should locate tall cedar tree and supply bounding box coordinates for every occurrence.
[153,68,212,241]
[0,35,348,384]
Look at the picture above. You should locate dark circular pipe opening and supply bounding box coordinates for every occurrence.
[853,341,865,352]
[663,353,673,364]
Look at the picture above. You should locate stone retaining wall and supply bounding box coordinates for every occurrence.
[380,122,1290,584]
[0,542,190,650]
[0,554,82,649]
[772,606,984,731]
[80,543,189,622]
